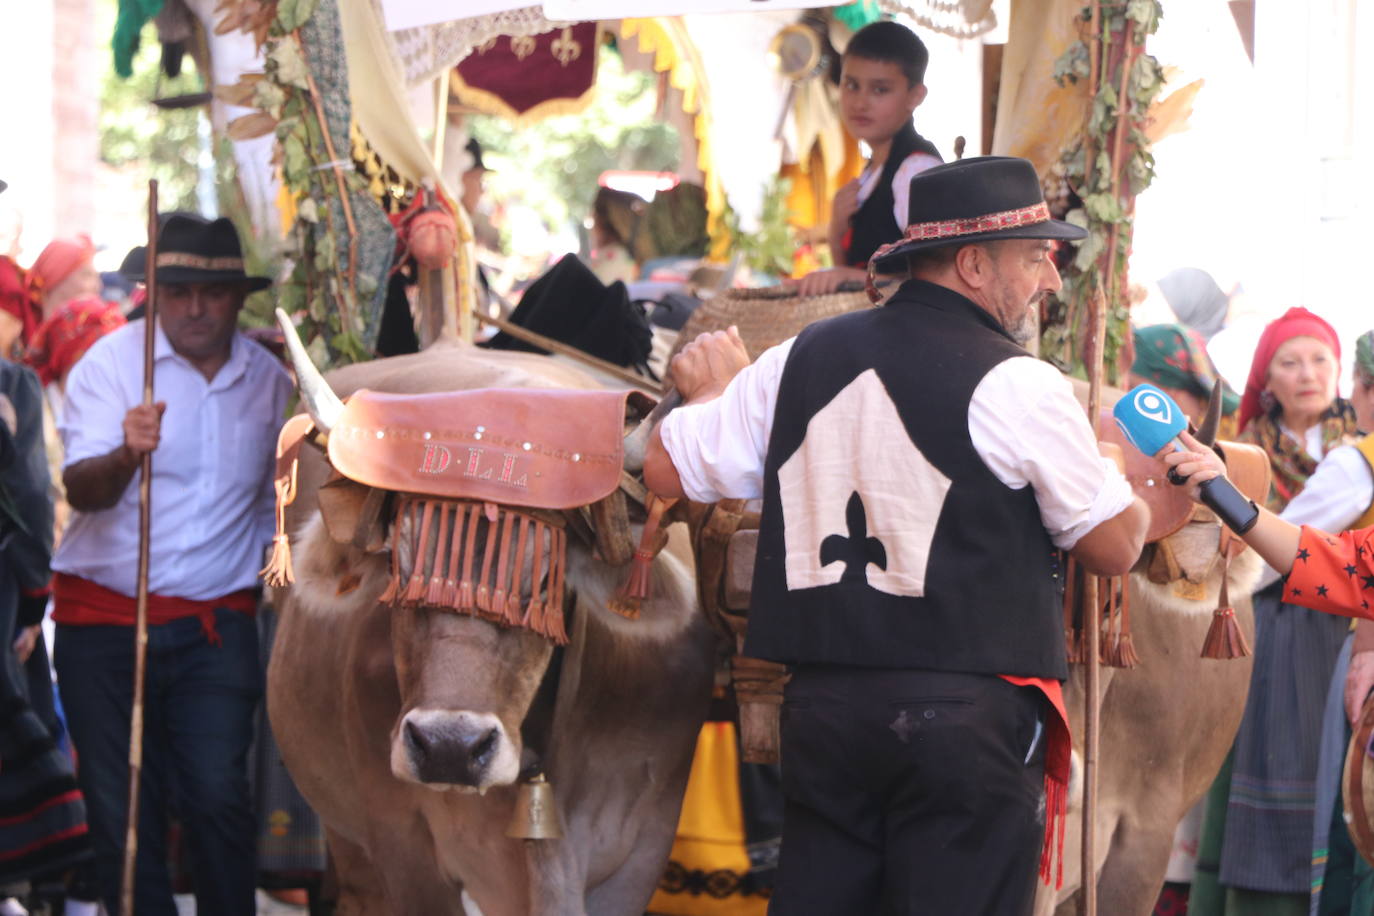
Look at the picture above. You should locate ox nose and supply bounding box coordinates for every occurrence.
[399,710,506,787]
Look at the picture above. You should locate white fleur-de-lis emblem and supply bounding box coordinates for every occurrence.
[510,35,536,61]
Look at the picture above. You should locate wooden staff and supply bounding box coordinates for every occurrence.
[120,180,158,916]
[1079,1,1106,910]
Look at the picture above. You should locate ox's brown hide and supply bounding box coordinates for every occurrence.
[266,344,717,915]
[1037,525,1261,916]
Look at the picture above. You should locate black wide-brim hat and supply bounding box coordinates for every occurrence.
[121,213,271,291]
[871,156,1087,275]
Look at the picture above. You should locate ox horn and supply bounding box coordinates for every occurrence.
[1195,379,1224,447]
[622,388,683,473]
[275,308,345,434]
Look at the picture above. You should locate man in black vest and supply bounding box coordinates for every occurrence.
[645,156,1149,915]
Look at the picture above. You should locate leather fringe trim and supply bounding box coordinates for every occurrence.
[383,496,569,645]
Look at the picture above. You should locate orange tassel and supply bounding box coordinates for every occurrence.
[260,477,296,587]
[425,502,451,606]
[458,503,480,610]
[442,504,464,607]
[475,504,500,613]
[1201,554,1251,659]
[491,510,516,617]
[505,516,530,626]
[609,495,675,619]
[402,500,434,604]
[545,528,569,644]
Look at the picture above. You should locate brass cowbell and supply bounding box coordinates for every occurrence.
[507,773,561,840]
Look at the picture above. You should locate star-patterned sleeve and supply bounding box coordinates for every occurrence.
[1282,525,1374,619]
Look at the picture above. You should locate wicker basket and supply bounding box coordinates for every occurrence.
[670,284,873,362]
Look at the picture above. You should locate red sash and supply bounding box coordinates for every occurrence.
[52,573,255,647]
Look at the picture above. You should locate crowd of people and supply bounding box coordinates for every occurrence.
[1,14,1372,916]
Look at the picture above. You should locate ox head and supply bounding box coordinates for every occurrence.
[277,310,664,793]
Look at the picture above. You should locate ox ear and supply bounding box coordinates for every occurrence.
[276,308,345,434]
[1195,379,1224,447]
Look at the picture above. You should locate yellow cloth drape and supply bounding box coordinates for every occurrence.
[990,0,1091,176]
[648,722,767,916]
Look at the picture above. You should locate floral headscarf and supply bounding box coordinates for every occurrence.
[1131,324,1239,415]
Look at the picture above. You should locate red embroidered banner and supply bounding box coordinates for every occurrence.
[451,23,600,121]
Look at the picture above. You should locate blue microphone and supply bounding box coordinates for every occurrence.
[1113,383,1260,535]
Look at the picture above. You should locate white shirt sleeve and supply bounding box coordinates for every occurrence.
[1255,445,1374,588]
[968,357,1135,550]
[658,338,794,503]
[58,337,130,468]
[891,152,945,228]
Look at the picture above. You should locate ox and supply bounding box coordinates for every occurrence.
[1035,386,1267,915]
[266,341,716,915]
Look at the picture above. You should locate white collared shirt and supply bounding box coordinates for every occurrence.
[53,319,291,600]
[660,337,1134,551]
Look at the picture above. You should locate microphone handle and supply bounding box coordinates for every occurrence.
[1198,476,1260,535]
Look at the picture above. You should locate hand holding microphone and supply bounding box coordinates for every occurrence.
[1112,384,1260,535]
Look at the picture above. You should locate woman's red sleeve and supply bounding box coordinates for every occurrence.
[1282,525,1374,619]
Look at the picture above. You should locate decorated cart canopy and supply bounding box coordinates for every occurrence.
[112,0,1193,388]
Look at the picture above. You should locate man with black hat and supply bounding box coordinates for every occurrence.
[50,213,289,915]
[644,156,1150,914]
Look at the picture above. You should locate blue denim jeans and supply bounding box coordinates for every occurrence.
[54,609,261,916]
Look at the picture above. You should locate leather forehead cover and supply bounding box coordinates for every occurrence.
[1098,409,1194,543]
[328,388,629,510]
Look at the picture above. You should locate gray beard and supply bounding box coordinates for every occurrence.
[1007,310,1038,345]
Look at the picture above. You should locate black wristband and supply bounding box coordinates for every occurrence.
[1198,476,1260,535]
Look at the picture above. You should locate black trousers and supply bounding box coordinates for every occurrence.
[770,667,1047,916]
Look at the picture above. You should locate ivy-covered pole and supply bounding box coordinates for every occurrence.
[1045,1,1165,385]
[221,0,395,369]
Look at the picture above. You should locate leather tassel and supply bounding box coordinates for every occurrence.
[425,502,451,606]
[505,516,531,626]
[1201,553,1251,659]
[442,504,465,607]
[378,507,402,605]
[609,495,675,619]
[261,476,296,587]
[491,510,516,618]
[402,500,435,604]
[475,503,500,613]
[1116,575,1140,668]
[458,503,480,611]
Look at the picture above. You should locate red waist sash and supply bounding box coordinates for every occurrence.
[52,573,256,647]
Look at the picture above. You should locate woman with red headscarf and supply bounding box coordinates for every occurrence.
[1192,307,1359,916]
[0,236,99,361]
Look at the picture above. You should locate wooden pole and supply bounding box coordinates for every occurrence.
[119,180,158,916]
[473,312,664,396]
[1078,1,1106,907]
